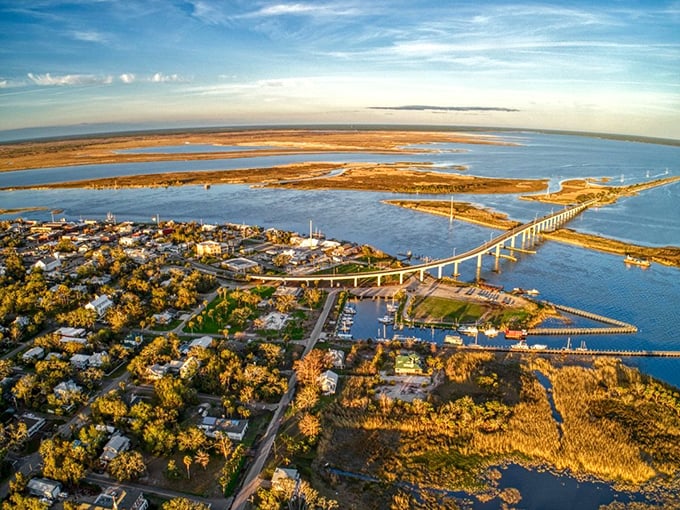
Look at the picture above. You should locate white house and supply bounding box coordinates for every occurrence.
[85,294,114,317]
[99,434,130,464]
[328,349,346,369]
[189,336,214,350]
[27,478,62,500]
[22,346,45,362]
[70,353,92,370]
[199,416,248,441]
[319,370,339,395]
[271,467,300,491]
[34,256,61,273]
[53,380,82,399]
[224,257,260,275]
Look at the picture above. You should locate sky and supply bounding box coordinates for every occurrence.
[1,0,679,139]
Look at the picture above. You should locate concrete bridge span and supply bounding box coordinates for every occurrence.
[254,200,596,287]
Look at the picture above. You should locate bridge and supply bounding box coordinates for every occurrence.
[254,200,596,286]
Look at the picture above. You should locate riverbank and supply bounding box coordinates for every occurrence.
[521,175,680,206]
[0,129,515,172]
[384,199,680,268]
[0,161,548,196]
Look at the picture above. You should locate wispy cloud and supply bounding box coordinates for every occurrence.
[27,72,113,86]
[119,73,135,84]
[70,30,108,43]
[369,105,520,112]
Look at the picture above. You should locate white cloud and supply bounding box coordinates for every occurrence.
[27,73,113,86]
[0,80,7,88]
[149,73,184,83]
[70,30,108,43]
[119,73,136,84]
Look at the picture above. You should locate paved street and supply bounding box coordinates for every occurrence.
[229,289,338,510]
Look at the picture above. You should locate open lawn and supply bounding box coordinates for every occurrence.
[411,296,486,324]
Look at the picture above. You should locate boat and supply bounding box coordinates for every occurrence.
[483,327,499,338]
[530,344,548,350]
[444,334,463,345]
[337,333,353,340]
[525,289,540,296]
[343,305,357,314]
[458,324,478,335]
[386,302,399,314]
[504,329,527,340]
[624,254,651,267]
[511,341,530,350]
[378,315,394,324]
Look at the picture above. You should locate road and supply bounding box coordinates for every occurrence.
[229,289,338,510]
[85,472,229,509]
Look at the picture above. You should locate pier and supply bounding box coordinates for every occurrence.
[527,301,638,336]
[455,345,680,358]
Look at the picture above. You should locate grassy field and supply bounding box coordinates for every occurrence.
[411,295,486,324]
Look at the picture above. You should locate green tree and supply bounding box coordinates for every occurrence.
[177,426,207,453]
[39,437,87,484]
[161,498,211,510]
[109,450,147,482]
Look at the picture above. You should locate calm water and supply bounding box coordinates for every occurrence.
[2,130,679,508]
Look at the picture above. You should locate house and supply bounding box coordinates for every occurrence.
[395,353,423,375]
[224,257,260,275]
[18,413,46,438]
[195,240,222,257]
[199,416,248,441]
[327,349,345,369]
[70,353,92,370]
[85,294,114,317]
[55,327,87,338]
[189,336,214,350]
[78,486,149,510]
[88,351,109,368]
[22,346,45,362]
[318,370,338,395]
[273,286,302,298]
[53,380,82,399]
[151,311,174,325]
[271,467,300,491]
[100,434,130,464]
[146,363,168,380]
[34,256,61,273]
[27,478,62,500]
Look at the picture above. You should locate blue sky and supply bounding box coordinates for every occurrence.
[1,1,679,138]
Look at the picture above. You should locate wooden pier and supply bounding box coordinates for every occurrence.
[457,345,680,358]
[526,300,638,336]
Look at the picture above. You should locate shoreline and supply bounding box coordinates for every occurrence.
[384,198,680,268]
[0,129,517,173]
[0,162,547,196]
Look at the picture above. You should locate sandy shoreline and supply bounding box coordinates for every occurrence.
[0,129,517,172]
[385,198,680,267]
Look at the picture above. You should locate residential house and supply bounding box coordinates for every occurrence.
[189,336,214,350]
[22,346,45,362]
[70,353,92,370]
[99,434,130,464]
[327,349,345,369]
[53,380,82,399]
[85,294,114,317]
[195,240,222,257]
[199,416,248,441]
[18,413,46,438]
[395,353,423,375]
[33,256,61,273]
[318,370,338,395]
[27,478,62,500]
[271,467,300,491]
[77,487,148,510]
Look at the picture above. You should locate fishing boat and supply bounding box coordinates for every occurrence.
[444,334,463,345]
[624,254,651,267]
[483,327,499,338]
[458,324,478,336]
[525,289,540,296]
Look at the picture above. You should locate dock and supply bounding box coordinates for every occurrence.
[456,345,680,358]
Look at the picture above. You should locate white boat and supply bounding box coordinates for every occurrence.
[525,289,540,296]
[386,303,398,314]
[624,254,651,267]
[444,334,463,345]
[511,341,530,350]
[483,327,499,338]
[530,344,547,350]
[378,315,394,324]
[458,325,478,335]
[343,305,357,314]
[337,333,353,340]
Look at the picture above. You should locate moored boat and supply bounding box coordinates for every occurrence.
[444,334,463,345]
[624,254,651,267]
[458,324,478,335]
